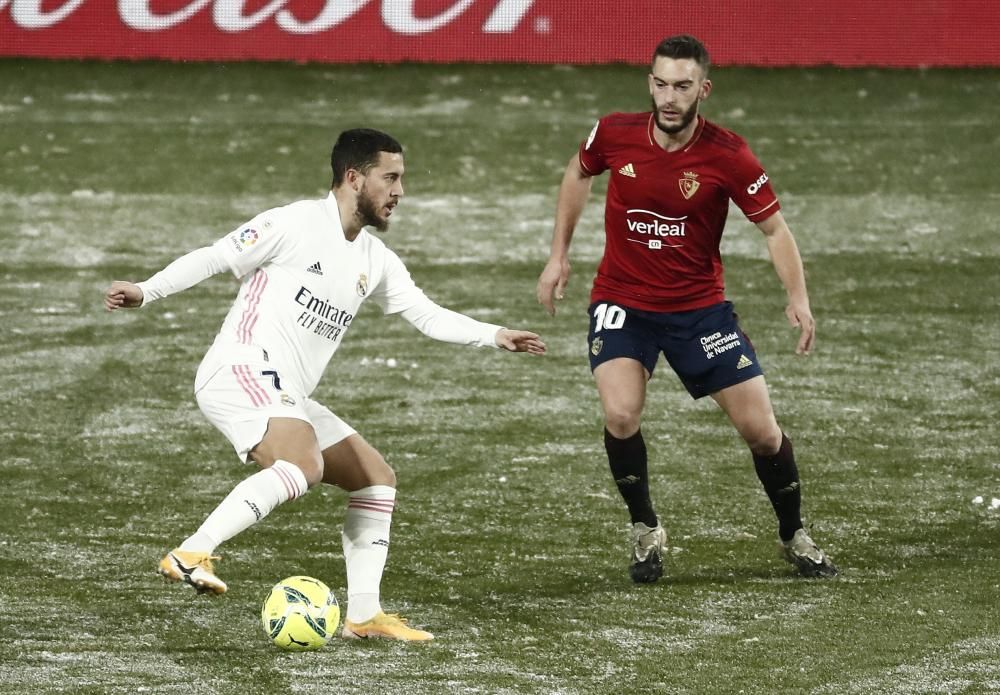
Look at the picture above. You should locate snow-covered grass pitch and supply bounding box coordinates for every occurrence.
[0,60,997,694]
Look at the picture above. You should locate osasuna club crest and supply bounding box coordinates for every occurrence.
[356,273,368,297]
[679,171,700,199]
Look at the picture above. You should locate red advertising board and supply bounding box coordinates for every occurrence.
[1,0,998,66]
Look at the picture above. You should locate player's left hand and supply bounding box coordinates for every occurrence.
[785,301,815,355]
[495,329,547,355]
[104,280,144,311]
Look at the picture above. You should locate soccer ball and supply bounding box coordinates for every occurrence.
[261,576,340,651]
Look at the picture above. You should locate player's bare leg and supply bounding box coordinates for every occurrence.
[712,377,837,577]
[594,358,666,583]
[595,357,648,439]
[320,434,395,491]
[321,435,432,641]
[159,418,320,594]
[249,417,325,483]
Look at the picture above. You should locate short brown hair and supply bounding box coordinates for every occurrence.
[652,35,711,75]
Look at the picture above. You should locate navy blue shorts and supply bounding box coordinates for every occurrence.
[586,300,764,399]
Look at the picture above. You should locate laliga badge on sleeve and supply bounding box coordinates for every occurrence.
[230,227,259,253]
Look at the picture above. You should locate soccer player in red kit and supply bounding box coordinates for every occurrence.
[536,34,837,582]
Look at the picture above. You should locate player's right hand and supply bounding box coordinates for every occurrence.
[495,329,547,355]
[536,257,570,316]
[104,280,144,311]
[785,300,816,355]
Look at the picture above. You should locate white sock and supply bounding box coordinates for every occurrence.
[179,460,309,553]
[343,485,396,623]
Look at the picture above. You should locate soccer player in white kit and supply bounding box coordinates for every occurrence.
[104,129,546,641]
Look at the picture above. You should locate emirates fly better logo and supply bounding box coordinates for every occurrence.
[2,0,540,33]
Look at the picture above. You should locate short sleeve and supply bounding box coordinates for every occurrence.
[213,212,288,278]
[578,118,609,176]
[727,143,781,222]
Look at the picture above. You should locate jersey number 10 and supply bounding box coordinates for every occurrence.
[593,303,626,332]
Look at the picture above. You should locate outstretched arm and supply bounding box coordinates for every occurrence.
[536,153,593,316]
[373,249,545,355]
[103,245,229,311]
[397,297,545,355]
[756,211,815,355]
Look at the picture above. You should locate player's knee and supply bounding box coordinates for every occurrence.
[746,428,783,457]
[604,409,641,439]
[296,457,325,487]
[251,448,324,486]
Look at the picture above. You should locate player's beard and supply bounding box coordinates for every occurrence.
[651,96,699,134]
[356,185,390,232]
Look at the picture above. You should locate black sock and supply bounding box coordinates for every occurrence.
[604,428,658,528]
[753,433,803,542]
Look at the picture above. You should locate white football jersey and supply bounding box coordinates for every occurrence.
[189,193,498,396]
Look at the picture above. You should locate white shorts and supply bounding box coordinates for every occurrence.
[195,362,356,463]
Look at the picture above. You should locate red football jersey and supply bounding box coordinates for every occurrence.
[579,112,780,312]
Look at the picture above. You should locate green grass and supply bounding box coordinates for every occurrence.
[1,59,998,694]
